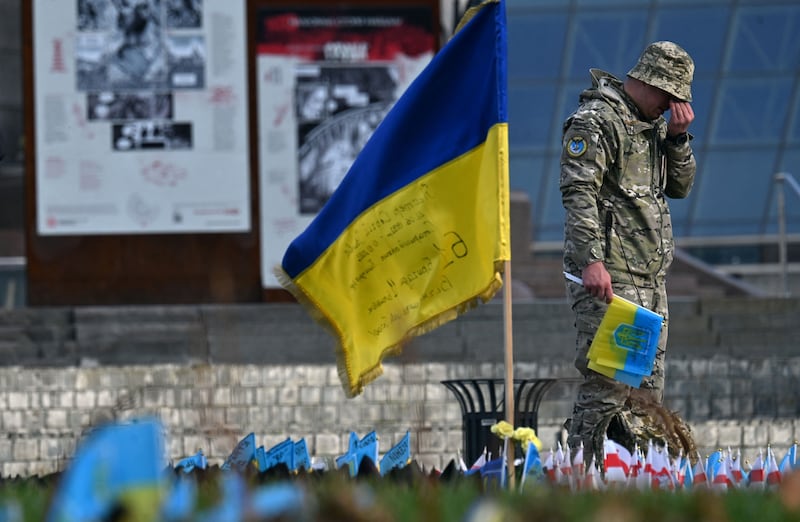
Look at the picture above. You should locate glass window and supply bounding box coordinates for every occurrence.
[657,0,730,4]
[669,196,692,237]
[508,12,567,80]
[668,161,702,237]
[509,154,545,206]
[568,11,648,80]
[509,85,556,149]
[509,154,547,236]
[778,147,800,183]
[0,110,23,166]
[507,0,565,6]
[775,147,800,233]
[789,91,800,144]
[651,6,730,74]
[727,5,800,74]
[505,0,800,242]
[576,0,651,6]
[552,81,588,148]
[690,148,777,235]
[678,78,712,144]
[534,155,566,242]
[712,78,792,144]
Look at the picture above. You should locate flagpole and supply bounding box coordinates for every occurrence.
[503,259,515,488]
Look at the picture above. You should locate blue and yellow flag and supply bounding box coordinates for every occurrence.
[47,418,167,522]
[380,431,411,476]
[221,432,256,472]
[336,431,380,476]
[586,295,663,387]
[264,438,295,472]
[294,438,312,472]
[276,0,510,397]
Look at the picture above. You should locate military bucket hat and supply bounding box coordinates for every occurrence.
[627,41,694,102]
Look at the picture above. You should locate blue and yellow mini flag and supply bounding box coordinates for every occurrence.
[380,431,411,476]
[47,418,167,522]
[336,431,380,477]
[586,295,663,387]
[264,438,295,472]
[174,449,208,474]
[276,0,510,397]
[221,432,256,472]
[294,438,312,472]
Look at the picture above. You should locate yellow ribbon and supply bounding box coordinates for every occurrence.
[512,427,543,452]
[490,421,542,453]
[490,420,514,439]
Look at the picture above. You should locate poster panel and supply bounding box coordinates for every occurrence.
[34,0,250,234]
[256,6,436,288]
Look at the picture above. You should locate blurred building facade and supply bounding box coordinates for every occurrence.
[506,0,800,246]
[1,0,799,306]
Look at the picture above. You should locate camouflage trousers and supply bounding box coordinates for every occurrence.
[565,279,669,466]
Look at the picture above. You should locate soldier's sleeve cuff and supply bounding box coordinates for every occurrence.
[574,243,605,270]
[664,132,694,151]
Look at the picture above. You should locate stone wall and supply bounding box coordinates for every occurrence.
[0,297,799,477]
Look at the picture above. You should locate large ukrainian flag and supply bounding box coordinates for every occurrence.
[276,0,510,397]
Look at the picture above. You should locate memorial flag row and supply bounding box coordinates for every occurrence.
[41,417,800,521]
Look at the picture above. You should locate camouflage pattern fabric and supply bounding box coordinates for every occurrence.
[561,69,695,281]
[560,68,696,470]
[565,281,669,469]
[627,41,694,102]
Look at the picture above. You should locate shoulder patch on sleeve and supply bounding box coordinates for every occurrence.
[566,135,588,157]
[562,127,597,162]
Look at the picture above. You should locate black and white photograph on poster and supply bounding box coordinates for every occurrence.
[296,65,397,214]
[77,0,115,31]
[112,120,193,151]
[75,0,169,91]
[87,91,173,121]
[166,35,205,89]
[76,33,111,91]
[107,0,168,90]
[166,0,202,29]
[296,82,332,123]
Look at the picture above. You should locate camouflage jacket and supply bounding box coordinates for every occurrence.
[560,69,696,287]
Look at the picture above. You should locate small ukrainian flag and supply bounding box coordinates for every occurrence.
[586,295,663,387]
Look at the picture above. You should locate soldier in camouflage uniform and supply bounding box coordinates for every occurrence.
[560,42,696,468]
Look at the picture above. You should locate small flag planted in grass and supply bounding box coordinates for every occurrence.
[174,449,207,474]
[519,440,544,489]
[479,457,505,490]
[254,446,268,472]
[780,442,797,472]
[380,431,411,476]
[47,418,166,522]
[294,439,312,472]
[264,438,295,472]
[335,432,360,473]
[336,431,379,477]
[222,433,256,472]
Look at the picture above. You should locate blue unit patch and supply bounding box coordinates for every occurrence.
[566,136,587,157]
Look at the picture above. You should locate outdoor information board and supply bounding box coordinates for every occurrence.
[33,0,250,235]
[256,4,436,287]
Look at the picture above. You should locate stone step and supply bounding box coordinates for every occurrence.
[711,312,800,331]
[520,248,761,299]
